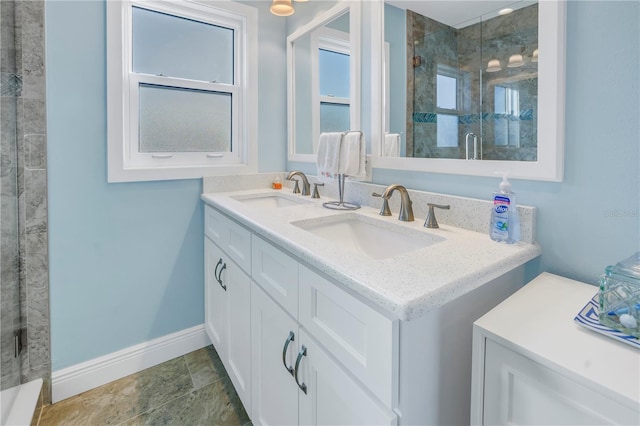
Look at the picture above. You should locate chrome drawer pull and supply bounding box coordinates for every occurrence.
[294,345,307,394]
[282,331,295,376]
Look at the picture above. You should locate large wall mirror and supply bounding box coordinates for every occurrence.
[371,0,566,181]
[287,1,361,163]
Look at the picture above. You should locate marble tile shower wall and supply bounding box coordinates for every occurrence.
[407,4,538,161]
[0,0,50,402]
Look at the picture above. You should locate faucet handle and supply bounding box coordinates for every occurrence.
[372,192,392,216]
[312,183,324,199]
[291,179,300,194]
[424,203,450,229]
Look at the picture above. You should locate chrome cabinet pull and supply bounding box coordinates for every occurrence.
[294,345,307,394]
[282,331,295,376]
[216,262,227,291]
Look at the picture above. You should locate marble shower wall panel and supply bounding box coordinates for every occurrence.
[1,0,50,402]
[478,4,538,161]
[19,0,50,402]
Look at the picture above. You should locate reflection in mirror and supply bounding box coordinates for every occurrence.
[288,2,361,162]
[384,1,538,161]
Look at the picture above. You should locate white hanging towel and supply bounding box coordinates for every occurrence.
[316,132,343,182]
[384,133,401,157]
[339,131,366,180]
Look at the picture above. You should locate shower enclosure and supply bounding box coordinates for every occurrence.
[405,3,539,161]
[1,1,50,423]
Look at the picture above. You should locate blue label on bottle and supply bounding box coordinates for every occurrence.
[494,195,511,205]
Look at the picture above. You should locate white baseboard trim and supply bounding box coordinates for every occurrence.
[52,324,210,403]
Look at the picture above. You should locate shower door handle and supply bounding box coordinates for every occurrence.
[465,133,479,160]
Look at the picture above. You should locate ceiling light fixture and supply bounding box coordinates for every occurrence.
[507,54,524,68]
[532,48,539,63]
[486,59,502,72]
[270,0,294,16]
[498,8,513,16]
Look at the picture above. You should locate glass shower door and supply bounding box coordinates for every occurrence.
[0,0,23,407]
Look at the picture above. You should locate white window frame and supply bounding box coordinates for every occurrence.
[107,0,258,182]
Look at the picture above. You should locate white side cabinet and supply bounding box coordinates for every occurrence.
[471,273,640,425]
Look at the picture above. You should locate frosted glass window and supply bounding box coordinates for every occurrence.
[437,74,457,110]
[320,103,350,133]
[437,114,459,147]
[133,7,233,83]
[319,49,350,98]
[139,84,231,153]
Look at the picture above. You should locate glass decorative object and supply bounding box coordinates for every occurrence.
[599,252,640,338]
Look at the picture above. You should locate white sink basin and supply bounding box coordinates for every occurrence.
[232,193,312,209]
[292,213,444,259]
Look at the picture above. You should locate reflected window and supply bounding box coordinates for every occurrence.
[318,41,350,132]
[494,86,521,147]
[436,64,462,147]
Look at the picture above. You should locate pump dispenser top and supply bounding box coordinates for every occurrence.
[498,172,512,193]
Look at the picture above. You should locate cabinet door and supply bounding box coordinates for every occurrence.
[483,339,638,425]
[297,329,397,426]
[251,284,299,426]
[204,237,226,354]
[205,236,252,413]
[222,253,252,413]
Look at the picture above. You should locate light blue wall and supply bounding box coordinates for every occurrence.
[46,0,286,370]
[289,1,640,285]
[46,0,638,370]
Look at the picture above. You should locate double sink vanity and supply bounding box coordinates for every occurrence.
[201,173,541,426]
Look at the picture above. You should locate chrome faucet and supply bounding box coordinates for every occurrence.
[286,171,311,196]
[381,184,414,222]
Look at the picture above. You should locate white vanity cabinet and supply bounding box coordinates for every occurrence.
[205,204,397,425]
[250,233,398,426]
[471,273,640,425]
[204,207,252,413]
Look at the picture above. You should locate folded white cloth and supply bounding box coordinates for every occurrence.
[384,133,401,157]
[316,132,343,182]
[339,131,366,180]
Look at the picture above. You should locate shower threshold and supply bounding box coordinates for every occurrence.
[1,378,42,426]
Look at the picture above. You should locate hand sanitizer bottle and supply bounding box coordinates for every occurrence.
[489,172,521,243]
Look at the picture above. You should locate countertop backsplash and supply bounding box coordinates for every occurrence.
[203,173,536,244]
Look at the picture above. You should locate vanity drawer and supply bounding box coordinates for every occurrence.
[205,205,251,274]
[251,235,299,319]
[299,265,397,408]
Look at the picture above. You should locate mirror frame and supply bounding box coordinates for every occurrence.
[370,0,567,182]
[287,1,362,163]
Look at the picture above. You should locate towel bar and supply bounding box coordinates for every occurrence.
[322,174,361,211]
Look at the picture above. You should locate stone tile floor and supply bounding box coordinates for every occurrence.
[34,345,250,426]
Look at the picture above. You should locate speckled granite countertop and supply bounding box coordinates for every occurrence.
[201,188,541,321]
